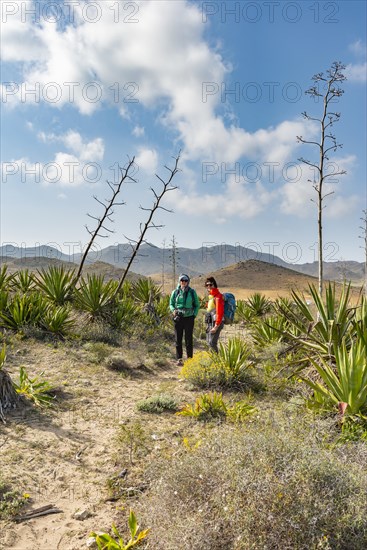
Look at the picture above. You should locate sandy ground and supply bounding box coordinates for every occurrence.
[0,322,247,550]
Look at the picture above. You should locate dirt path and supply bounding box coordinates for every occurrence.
[0,337,187,550]
[0,323,247,550]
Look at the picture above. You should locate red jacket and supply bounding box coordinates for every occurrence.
[210,287,224,326]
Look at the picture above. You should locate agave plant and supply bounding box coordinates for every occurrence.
[35,266,75,305]
[131,278,161,305]
[0,292,48,330]
[213,337,253,385]
[74,274,115,319]
[353,296,367,347]
[39,304,75,337]
[13,366,54,408]
[236,300,255,323]
[177,391,228,421]
[11,269,36,293]
[246,293,273,317]
[278,283,356,361]
[108,298,139,330]
[154,295,171,324]
[90,510,150,550]
[0,265,14,292]
[0,291,9,315]
[303,337,367,415]
[250,314,288,347]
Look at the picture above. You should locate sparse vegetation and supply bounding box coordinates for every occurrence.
[1,261,366,549]
[90,510,150,550]
[136,394,179,414]
[180,338,255,389]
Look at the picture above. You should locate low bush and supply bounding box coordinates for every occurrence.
[136,394,179,414]
[177,392,256,423]
[180,338,254,389]
[137,410,367,549]
[0,480,28,520]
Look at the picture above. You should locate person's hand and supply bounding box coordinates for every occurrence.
[210,326,218,334]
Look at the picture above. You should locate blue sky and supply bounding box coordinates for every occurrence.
[1,0,366,265]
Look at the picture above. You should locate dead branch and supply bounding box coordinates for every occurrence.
[113,152,181,297]
[70,157,137,291]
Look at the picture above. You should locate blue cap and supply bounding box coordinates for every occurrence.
[179,273,190,283]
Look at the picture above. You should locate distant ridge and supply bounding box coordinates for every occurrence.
[0,243,364,284]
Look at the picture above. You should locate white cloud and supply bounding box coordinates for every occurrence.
[165,173,273,222]
[0,0,45,62]
[132,126,145,137]
[346,62,367,83]
[279,155,359,218]
[349,39,366,57]
[2,0,311,167]
[135,148,158,174]
[1,131,105,188]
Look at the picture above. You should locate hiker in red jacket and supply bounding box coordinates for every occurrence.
[204,276,224,352]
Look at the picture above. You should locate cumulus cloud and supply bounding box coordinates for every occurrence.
[135,148,158,174]
[132,126,145,137]
[2,0,311,167]
[165,174,273,222]
[279,155,359,218]
[3,1,354,223]
[345,62,367,83]
[1,131,105,187]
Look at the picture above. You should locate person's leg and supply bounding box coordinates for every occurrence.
[184,316,195,358]
[208,322,224,353]
[174,318,184,360]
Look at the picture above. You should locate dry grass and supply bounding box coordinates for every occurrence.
[137,410,367,550]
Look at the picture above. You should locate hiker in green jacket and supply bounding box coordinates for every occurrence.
[169,274,200,366]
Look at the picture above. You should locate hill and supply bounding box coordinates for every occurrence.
[0,258,143,282]
[1,243,364,284]
[190,259,361,300]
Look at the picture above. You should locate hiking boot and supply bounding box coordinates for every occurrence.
[176,359,183,366]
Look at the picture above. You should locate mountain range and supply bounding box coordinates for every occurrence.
[0,243,365,285]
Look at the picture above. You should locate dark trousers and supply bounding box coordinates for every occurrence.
[174,315,195,359]
[206,321,224,353]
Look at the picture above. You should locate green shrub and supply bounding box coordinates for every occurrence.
[303,337,367,415]
[180,339,254,389]
[177,392,228,421]
[136,394,179,414]
[0,480,27,520]
[35,266,75,305]
[246,292,273,317]
[137,411,367,549]
[74,274,115,319]
[90,510,149,549]
[177,392,256,423]
[14,366,54,407]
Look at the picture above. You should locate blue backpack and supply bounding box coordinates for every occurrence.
[223,293,236,324]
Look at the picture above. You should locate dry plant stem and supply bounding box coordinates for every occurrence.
[297,62,346,298]
[71,157,137,290]
[0,369,19,423]
[15,504,63,522]
[113,152,181,297]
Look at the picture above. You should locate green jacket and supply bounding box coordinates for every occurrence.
[169,286,200,317]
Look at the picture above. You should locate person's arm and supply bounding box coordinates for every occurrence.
[169,290,177,313]
[193,290,200,317]
[214,294,224,326]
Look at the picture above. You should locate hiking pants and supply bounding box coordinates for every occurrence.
[174,315,195,359]
[206,321,224,353]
